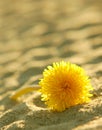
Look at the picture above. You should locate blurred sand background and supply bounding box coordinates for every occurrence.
[0,0,102,130]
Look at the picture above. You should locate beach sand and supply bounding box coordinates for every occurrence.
[0,0,102,130]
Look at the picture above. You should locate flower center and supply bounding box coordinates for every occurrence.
[63,83,70,90]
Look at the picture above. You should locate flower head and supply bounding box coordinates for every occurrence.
[39,61,93,111]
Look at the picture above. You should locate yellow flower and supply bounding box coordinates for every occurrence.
[11,61,93,112]
[39,61,93,112]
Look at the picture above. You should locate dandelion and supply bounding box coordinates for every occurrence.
[39,61,93,111]
[11,61,93,112]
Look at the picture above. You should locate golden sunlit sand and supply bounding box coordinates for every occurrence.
[0,0,102,130]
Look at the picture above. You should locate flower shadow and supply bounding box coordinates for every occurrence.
[27,92,102,130]
[24,100,102,130]
[33,94,47,108]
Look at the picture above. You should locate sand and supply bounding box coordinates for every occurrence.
[0,0,102,130]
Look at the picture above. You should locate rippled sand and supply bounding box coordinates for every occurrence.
[0,0,102,130]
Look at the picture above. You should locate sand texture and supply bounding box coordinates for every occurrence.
[0,0,102,130]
